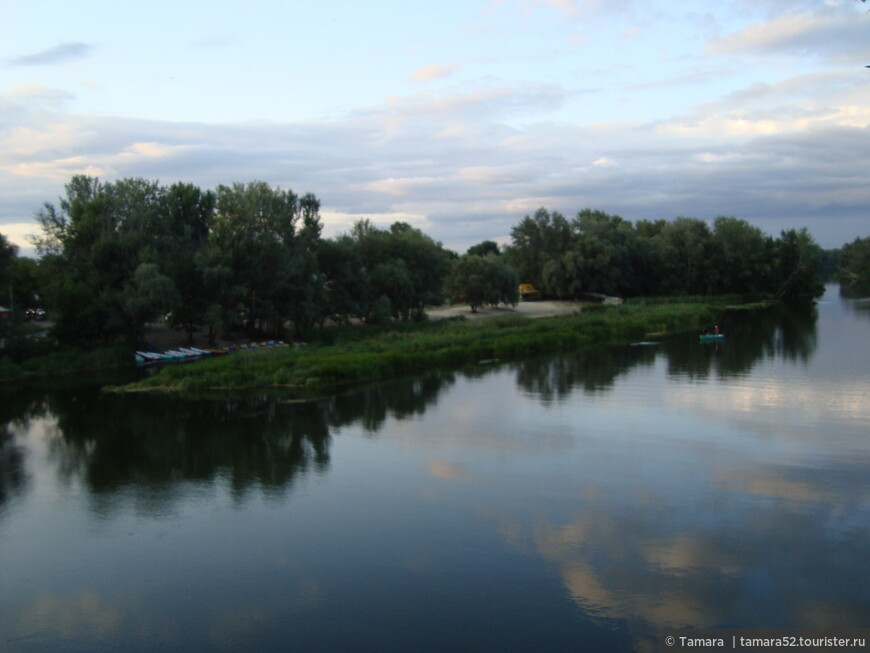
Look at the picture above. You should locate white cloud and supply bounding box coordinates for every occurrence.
[457,166,529,184]
[319,210,430,238]
[361,177,448,197]
[409,63,460,83]
[707,8,867,61]
[0,222,41,250]
[5,157,109,181]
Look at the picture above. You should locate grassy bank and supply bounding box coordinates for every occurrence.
[111,301,720,395]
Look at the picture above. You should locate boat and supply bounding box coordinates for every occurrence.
[699,333,725,342]
[162,350,190,361]
[178,347,207,358]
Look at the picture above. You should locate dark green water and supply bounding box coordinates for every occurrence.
[1,287,868,652]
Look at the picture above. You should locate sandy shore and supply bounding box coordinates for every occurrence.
[139,300,590,350]
[426,299,586,320]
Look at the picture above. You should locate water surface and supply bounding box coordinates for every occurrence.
[1,287,868,652]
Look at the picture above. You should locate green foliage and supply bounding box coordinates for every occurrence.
[448,254,518,311]
[772,228,825,303]
[34,176,177,345]
[506,208,825,303]
[0,233,16,291]
[504,207,572,289]
[210,181,322,337]
[838,236,870,296]
[466,240,501,257]
[329,219,453,323]
[708,217,771,294]
[32,176,325,346]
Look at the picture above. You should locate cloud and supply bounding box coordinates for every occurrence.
[372,82,565,124]
[0,222,41,251]
[15,591,121,641]
[1,65,869,255]
[9,42,95,66]
[531,0,635,20]
[409,63,460,83]
[707,10,866,61]
[11,84,75,103]
[426,460,470,480]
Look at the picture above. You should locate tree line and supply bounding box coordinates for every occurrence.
[502,208,829,303]
[0,175,861,352]
[18,176,461,347]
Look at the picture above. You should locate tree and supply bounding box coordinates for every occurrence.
[504,208,573,289]
[467,240,501,257]
[0,234,16,306]
[120,263,180,339]
[709,217,772,295]
[316,238,366,325]
[9,257,43,311]
[772,228,825,303]
[0,235,17,344]
[159,183,216,341]
[210,181,323,337]
[657,217,716,295]
[448,254,518,312]
[34,176,173,345]
[338,220,453,322]
[838,236,870,296]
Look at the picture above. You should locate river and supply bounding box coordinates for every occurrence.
[1,286,868,652]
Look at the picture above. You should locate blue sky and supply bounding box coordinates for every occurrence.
[1,0,868,256]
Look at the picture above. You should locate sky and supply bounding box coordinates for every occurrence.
[1,0,869,257]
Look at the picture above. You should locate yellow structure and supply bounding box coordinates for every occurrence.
[518,284,541,300]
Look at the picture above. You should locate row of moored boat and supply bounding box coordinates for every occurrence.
[135,341,288,366]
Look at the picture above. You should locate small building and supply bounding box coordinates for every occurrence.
[518,284,542,301]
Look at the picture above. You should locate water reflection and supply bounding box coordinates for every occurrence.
[513,346,657,400]
[0,389,30,511]
[4,372,456,512]
[511,304,818,402]
[663,303,817,379]
[490,452,870,652]
[319,373,454,434]
[847,297,870,320]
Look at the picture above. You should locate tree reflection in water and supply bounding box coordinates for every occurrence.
[14,372,455,512]
[0,388,31,511]
[511,303,819,400]
[512,347,658,401]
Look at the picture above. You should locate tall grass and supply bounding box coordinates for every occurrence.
[113,302,717,396]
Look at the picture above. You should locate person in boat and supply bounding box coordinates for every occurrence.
[714,325,719,334]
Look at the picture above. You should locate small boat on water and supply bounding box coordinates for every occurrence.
[699,333,725,342]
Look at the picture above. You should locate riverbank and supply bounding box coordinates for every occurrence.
[109,301,723,396]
